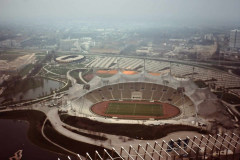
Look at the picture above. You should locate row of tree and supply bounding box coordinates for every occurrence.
[28,50,56,77]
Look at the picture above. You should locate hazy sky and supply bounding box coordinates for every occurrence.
[0,0,240,26]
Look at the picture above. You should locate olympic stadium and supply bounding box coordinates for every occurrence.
[59,67,240,159]
[66,70,232,127]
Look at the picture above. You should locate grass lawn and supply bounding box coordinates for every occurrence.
[69,69,85,84]
[47,66,69,75]
[105,102,163,116]
[96,73,115,78]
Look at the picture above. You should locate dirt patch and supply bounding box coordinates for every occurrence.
[122,70,138,75]
[91,100,180,120]
[149,72,161,76]
[84,73,94,82]
[96,70,118,75]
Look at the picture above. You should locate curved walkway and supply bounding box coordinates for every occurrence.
[47,107,204,150]
[79,72,87,84]
[0,104,209,158]
[66,68,88,85]
[67,70,76,84]
[41,118,78,157]
[43,64,62,76]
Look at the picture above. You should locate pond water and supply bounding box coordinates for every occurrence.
[14,78,64,101]
[0,119,67,160]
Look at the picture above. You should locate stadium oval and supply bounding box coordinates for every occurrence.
[70,71,194,124]
[55,55,85,63]
[89,83,182,120]
[69,70,229,126]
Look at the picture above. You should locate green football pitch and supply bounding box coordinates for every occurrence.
[105,102,163,116]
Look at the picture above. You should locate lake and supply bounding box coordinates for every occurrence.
[0,119,68,160]
[14,78,64,101]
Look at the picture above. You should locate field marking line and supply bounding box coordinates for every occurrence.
[159,104,162,116]
[150,90,154,101]
[105,102,109,114]
[120,90,122,100]
[133,103,137,115]
[116,103,120,114]
[152,104,154,115]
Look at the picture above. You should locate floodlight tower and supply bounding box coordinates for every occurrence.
[70,101,73,111]
[79,94,85,115]
[192,66,195,80]
[117,58,120,72]
[143,58,146,73]
[170,62,172,76]
[60,95,63,108]
[140,58,146,82]
[179,79,186,118]
[182,90,185,118]
[80,85,89,116]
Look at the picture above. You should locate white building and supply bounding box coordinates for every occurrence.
[229,29,240,49]
[59,39,81,51]
[204,34,213,41]
[0,39,21,48]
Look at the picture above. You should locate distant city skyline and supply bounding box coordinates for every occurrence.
[0,0,240,27]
